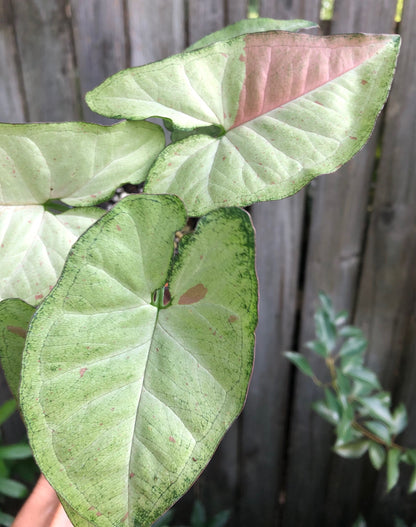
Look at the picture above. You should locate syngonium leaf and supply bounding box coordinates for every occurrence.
[187,18,318,51]
[20,194,258,527]
[0,298,34,399]
[0,121,165,305]
[0,298,89,525]
[86,31,400,216]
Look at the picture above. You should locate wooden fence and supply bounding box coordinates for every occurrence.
[0,1,415,526]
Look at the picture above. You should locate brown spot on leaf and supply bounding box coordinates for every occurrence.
[349,136,357,140]
[361,79,368,85]
[169,436,176,443]
[35,294,44,301]
[121,512,129,523]
[7,326,27,338]
[192,457,197,462]
[116,225,121,231]
[228,315,238,323]
[79,368,87,378]
[178,283,207,305]
[129,472,135,479]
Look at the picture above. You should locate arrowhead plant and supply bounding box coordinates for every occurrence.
[0,18,400,527]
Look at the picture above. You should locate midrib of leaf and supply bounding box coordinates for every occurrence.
[128,300,160,522]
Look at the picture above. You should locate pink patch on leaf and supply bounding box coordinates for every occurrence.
[232,33,388,129]
[116,225,121,231]
[169,436,176,443]
[79,368,88,378]
[178,283,208,305]
[35,294,44,301]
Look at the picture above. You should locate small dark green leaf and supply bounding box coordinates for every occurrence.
[351,380,374,398]
[368,442,386,470]
[339,326,364,338]
[191,500,206,527]
[340,354,363,374]
[339,337,367,359]
[306,339,328,357]
[408,467,416,494]
[152,509,175,527]
[359,397,393,425]
[0,510,14,527]
[335,310,348,326]
[333,439,369,459]
[345,367,381,390]
[318,293,335,319]
[208,509,231,527]
[401,449,416,465]
[314,309,336,352]
[284,352,314,377]
[364,421,391,444]
[0,477,28,498]
[336,405,355,442]
[312,400,339,425]
[325,388,341,416]
[352,515,367,527]
[0,400,16,426]
[387,449,401,492]
[0,443,33,460]
[391,403,408,435]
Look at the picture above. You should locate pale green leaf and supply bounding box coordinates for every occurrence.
[0,206,104,305]
[284,352,314,377]
[87,32,400,216]
[314,309,336,352]
[368,442,386,470]
[20,194,257,527]
[333,439,369,459]
[0,121,164,207]
[344,367,381,390]
[0,299,35,398]
[0,120,164,305]
[387,448,401,492]
[339,326,363,338]
[187,18,318,51]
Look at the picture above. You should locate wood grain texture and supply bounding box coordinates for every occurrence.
[260,0,320,22]
[188,0,225,44]
[226,0,248,24]
[11,0,81,121]
[353,0,416,523]
[239,195,305,527]
[70,0,126,123]
[282,1,399,526]
[0,0,26,122]
[126,0,186,65]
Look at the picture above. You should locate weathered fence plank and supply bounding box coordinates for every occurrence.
[70,0,126,123]
[353,0,416,523]
[126,0,186,65]
[282,1,399,525]
[0,0,26,122]
[240,2,322,526]
[188,0,225,45]
[11,0,80,121]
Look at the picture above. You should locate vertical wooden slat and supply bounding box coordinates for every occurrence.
[226,0,248,24]
[237,2,321,526]
[188,0,225,45]
[0,0,26,122]
[260,0,321,21]
[11,0,81,122]
[353,0,416,523]
[126,0,186,65]
[70,0,126,123]
[282,2,398,526]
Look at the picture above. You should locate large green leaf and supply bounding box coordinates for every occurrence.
[187,18,317,51]
[20,194,257,526]
[0,299,35,399]
[87,31,400,216]
[0,121,164,305]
